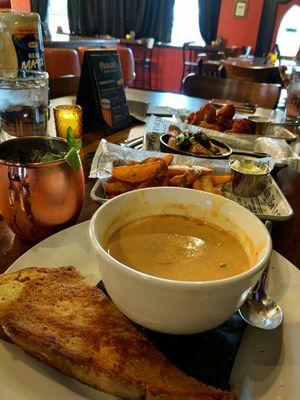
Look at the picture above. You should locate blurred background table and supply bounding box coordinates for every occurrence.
[44,33,119,49]
[0,89,299,273]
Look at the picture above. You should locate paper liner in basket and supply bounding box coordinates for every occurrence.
[146,116,300,172]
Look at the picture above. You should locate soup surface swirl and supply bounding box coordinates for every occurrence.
[105,215,250,282]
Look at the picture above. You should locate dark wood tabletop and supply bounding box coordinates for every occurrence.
[221,57,275,68]
[1,89,299,273]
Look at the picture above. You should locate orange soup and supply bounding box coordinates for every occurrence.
[105,215,250,282]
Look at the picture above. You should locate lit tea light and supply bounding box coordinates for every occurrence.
[53,105,82,139]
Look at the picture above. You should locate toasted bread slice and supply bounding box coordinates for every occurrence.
[1,267,232,400]
[0,266,84,340]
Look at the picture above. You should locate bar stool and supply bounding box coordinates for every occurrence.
[180,42,200,92]
[132,38,154,90]
[44,48,81,78]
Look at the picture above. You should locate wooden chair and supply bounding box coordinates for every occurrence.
[180,42,200,91]
[182,74,281,109]
[221,62,284,85]
[202,62,223,78]
[197,52,224,61]
[223,46,241,58]
[49,75,80,99]
[117,46,136,84]
[44,48,81,79]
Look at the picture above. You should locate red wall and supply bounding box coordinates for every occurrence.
[128,45,183,93]
[11,0,31,12]
[217,0,264,50]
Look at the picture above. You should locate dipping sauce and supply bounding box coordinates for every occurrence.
[105,215,250,282]
[230,159,270,175]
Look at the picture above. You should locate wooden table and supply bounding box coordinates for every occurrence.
[222,57,274,68]
[0,89,299,273]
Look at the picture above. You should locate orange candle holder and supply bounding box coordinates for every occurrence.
[53,105,82,139]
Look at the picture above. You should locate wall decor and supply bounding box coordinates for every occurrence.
[234,0,248,18]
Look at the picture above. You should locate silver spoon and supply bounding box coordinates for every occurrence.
[239,221,283,330]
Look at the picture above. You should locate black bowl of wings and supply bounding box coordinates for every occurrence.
[160,127,232,159]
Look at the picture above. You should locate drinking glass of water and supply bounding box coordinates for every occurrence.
[285,66,300,121]
[0,69,49,141]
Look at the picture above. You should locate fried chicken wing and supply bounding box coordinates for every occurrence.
[217,104,235,119]
[195,103,217,124]
[225,118,253,134]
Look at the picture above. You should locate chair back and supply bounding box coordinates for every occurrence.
[198,52,224,61]
[221,62,283,85]
[182,74,281,109]
[49,75,80,99]
[76,46,136,84]
[223,46,241,58]
[44,48,81,78]
[198,58,223,78]
[76,46,105,65]
[117,46,136,84]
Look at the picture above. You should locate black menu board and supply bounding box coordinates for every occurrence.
[76,49,131,135]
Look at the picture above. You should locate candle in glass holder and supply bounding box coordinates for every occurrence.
[53,105,82,138]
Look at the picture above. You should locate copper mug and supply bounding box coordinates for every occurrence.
[0,136,84,241]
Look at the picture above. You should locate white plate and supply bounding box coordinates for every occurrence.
[1,221,299,400]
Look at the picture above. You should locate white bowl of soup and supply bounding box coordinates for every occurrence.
[89,187,271,334]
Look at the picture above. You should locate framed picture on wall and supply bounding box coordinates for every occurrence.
[233,0,248,18]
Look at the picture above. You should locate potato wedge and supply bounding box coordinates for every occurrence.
[211,175,232,186]
[167,166,189,177]
[141,157,161,164]
[135,179,155,189]
[212,187,224,196]
[112,161,163,183]
[168,175,183,186]
[167,165,211,177]
[163,154,174,166]
[192,178,203,190]
[181,170,202,187]
[102,181,134,195]
[200,175,214,192]
[162,176,169,186]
